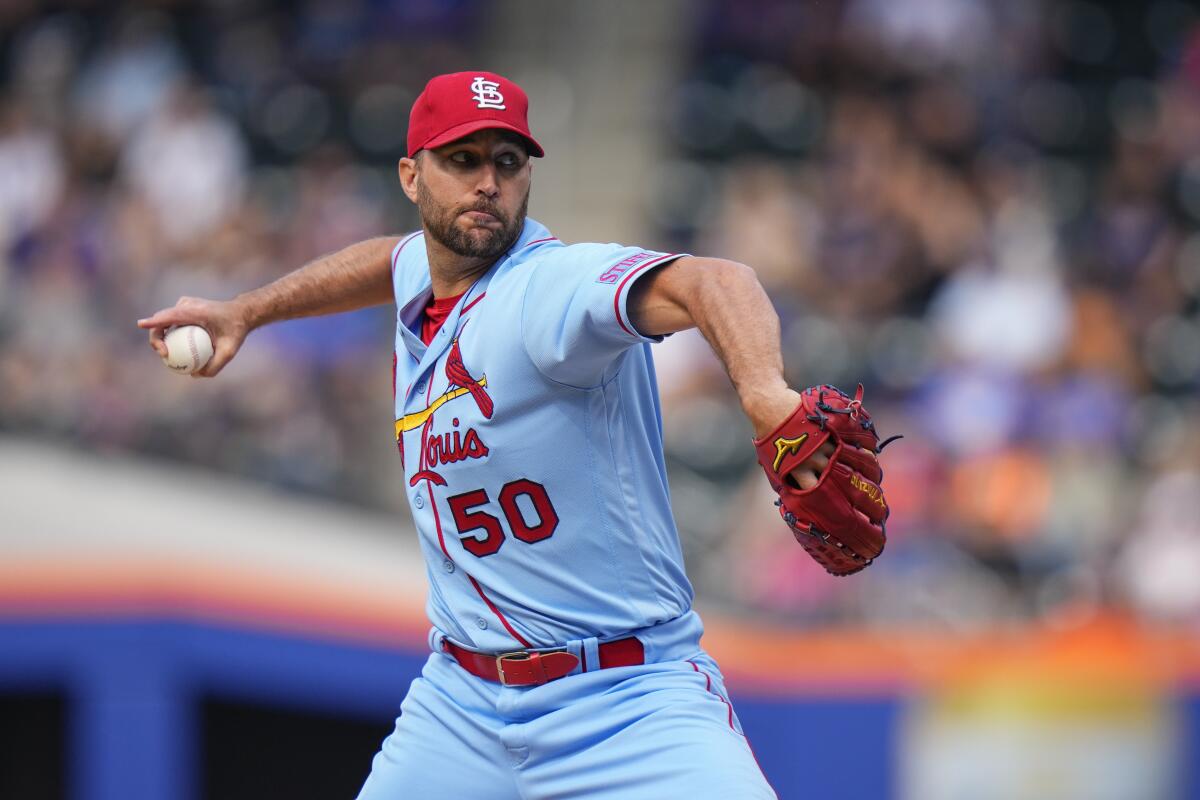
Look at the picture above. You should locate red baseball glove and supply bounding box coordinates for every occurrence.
[753,384,898,576]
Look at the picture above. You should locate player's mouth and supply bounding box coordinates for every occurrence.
[462,210,502,226]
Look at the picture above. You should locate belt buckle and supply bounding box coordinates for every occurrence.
[495,651,531,686]
[495,648,570,686]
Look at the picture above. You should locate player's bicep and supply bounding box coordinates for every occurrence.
[625,256,709,337]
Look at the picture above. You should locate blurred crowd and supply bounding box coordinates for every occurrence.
[0,1,479,508]
[2,0,1200,630]
[654,0,1200,629]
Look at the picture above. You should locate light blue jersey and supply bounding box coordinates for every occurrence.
[366,218,776,800]
[391,219,693,651]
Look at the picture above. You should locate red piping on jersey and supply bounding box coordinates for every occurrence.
[462,292,487,314]
[612,253,678,337]
[688,660,737,732]
[524,236,558,248]
[420,380,452,560]
[467,575,532,648]
[392,232,422,275]
[393,232,425,381]
[425,464,454,558]
[418,349,533,650]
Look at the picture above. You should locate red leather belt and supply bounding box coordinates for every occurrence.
[442,636,644,686]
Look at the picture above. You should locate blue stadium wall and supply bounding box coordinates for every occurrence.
[3,613,1197,800]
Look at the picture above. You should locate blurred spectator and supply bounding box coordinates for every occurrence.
[1118,467,1200,622]
[0,100,64,249]
[121,83,247,246]
[72,10,185,143]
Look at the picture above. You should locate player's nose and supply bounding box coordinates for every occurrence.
[474,163,500,197]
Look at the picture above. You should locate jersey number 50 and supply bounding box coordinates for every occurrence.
[446,479,559,557]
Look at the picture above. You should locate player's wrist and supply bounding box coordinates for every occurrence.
[230,292,266,332]
[739,383,801,439]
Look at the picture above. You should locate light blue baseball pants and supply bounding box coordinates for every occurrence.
[356,648,777,799]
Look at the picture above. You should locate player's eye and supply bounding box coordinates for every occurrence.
[496,152,522,169]
[449,151,475,165]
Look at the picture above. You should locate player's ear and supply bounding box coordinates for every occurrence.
[398,157,420,203]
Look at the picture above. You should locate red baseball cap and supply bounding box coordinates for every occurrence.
[407,71,544,158]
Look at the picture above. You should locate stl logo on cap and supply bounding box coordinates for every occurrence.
[407,71,544,158]
[470,77,506,110]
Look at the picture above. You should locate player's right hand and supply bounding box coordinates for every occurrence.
[137,296,251,377]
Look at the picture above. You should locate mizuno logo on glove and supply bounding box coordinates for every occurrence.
[772,434,808,472]
[849,472,886,509]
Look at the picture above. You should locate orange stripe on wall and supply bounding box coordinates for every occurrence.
[4,564,1200,689]
[702,615,1200,692]
[0,561,428,648]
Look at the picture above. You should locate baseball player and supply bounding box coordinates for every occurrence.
[139,71,892,799]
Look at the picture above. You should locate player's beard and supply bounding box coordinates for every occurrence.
[417,181,528,260]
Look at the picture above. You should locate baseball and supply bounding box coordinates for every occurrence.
[162,325,214,374]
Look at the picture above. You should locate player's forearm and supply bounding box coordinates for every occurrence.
[236,236,398,330]
[686,261,796,434]
[638,257,797,436]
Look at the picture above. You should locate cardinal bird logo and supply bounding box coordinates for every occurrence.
[396,338,494,436]
[445,338,494,418]
[396,338,495,483]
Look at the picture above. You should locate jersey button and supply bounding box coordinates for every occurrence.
[414,495,424,509]
[415,381,425,393]
[475,618,488,630]
[442,559,455,573]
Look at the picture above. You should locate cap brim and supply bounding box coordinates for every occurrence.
[415,119,544,158]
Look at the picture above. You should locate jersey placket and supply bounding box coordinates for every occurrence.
[401,275,536,650]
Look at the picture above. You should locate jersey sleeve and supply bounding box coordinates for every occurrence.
[520,243,685,387]
[390,231,425,297]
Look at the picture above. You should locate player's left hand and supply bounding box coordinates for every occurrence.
[752,384,898,576]
[745,387,842,490]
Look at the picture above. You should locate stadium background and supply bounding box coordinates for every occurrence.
[3,0,1200,798]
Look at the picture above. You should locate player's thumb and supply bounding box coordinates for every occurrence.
[196,336,242,377]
